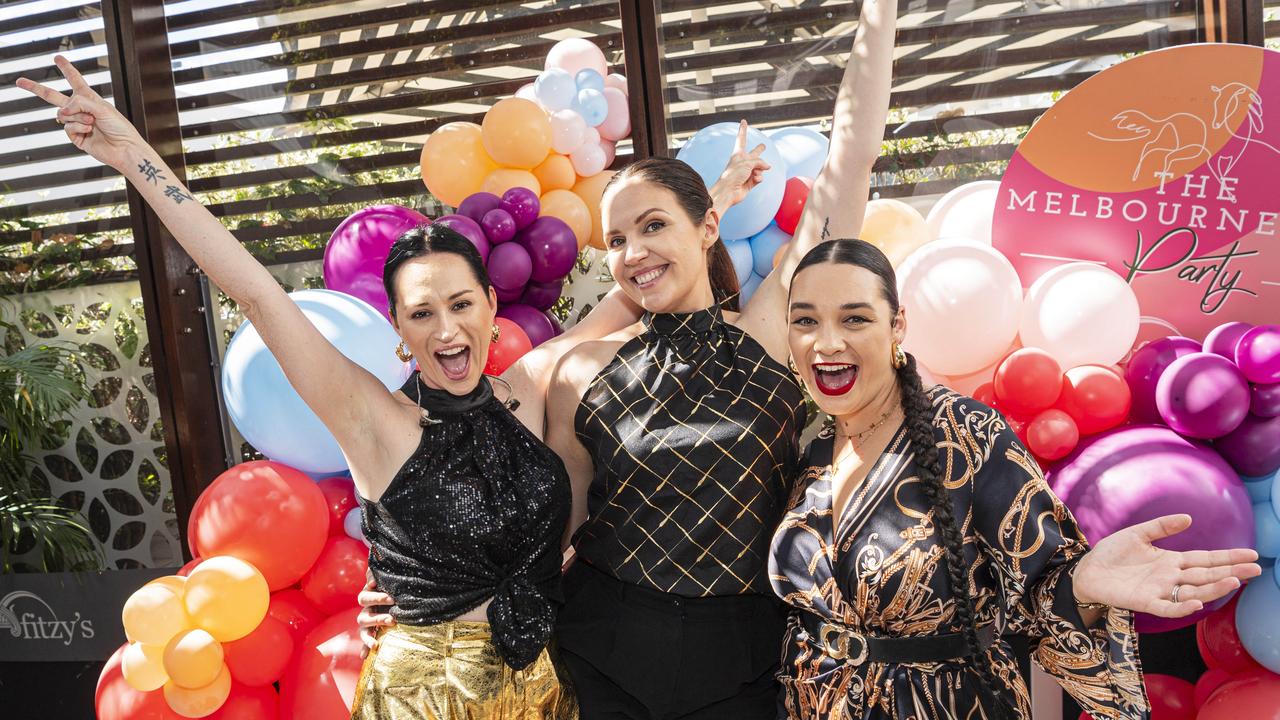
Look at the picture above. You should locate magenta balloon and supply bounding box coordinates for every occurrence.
[1235,325,1280,385]
[497,304,556,348]
[1125,336,1202,423]
[517,216,578,283]
[495,283,523,304]
[457,192,502,224]
[1156,352,1250,439]
[322,204,430,317]
[1216,413,1280,478]
[487,242,532,292]
[519,278,563,311]
[480,209,517,245]
[1046,425,1255,632]
[1205,321,1254,359]
[1252,383,1280,418]
[435,214,489,263]
[545,310,564,337]
[500,187,541,230]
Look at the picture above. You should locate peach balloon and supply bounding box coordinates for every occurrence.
[420,122,496,207]
[600,140,617,169]
[163,629,224,689]
[481,98,552,169]
[541,189,593,250]
[772,240,788,270]
[860,198,932,268]
[122,642,169,692]
[123,584,191,646]
[184,557,269,643]
[605,73,628,95]
[481,168,541,198]
[164,665,232,719]
[545,37,608,79]
[572,170,615,250]
[147,575,188,598]
[533,154,577,192]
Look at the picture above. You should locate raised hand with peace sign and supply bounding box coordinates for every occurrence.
[18,56,144,171]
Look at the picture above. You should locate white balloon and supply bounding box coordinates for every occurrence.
[926,181,1001,243]
[1020,262,1140,368]
[549,109,587,155]
[344,508,367,546]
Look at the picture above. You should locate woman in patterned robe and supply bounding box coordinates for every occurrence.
[770,239,1262,720]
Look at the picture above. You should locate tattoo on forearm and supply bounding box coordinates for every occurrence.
[164,185,193,204]
[820,217,831,241]
[137,159,165,185]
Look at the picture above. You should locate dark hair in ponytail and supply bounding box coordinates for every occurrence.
[792,239,1017,720]
[383,222,491,317]
[605,157,740,311]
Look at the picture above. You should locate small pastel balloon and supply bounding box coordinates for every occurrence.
[163,629,224,689]
[1236,325,1280,384]
[599,139,616,169]
[749,224,790,278]
[514,82,537,102]
[572,170,615,250]
[774,176,812,235]
[575,68,604,91]
[574,88,608,127]
[549,109,587,155]
[1235,568,1280,673]
[766,126,829,180]
[146,575,188,600]
[1253,383,1280,417]
[1020,262,1140,368]
[481,168,541,199]
[860,199,932,268]
[597,87,631,142]
[123,584,191,646]
[605,73,628,95]
[1156,352,1250,439]
[772,241,788,270]
[1218,412,1280,479]
[724,238,754,287]
[435,214,489,262]
[481,98,552,169]
[545,37,608,79]
[1124,336,1203,423]
[487,242,533,292]
[1205,321,1254,359]
[540,189,593,250]
[740,272,764,306]
[122,642,169,692]
[163,665,232,719]
[570,141,607,177]
[533,68,576,111]
[420,122,496,207]
[480,209,517,245]
[500,187,541,229]
[582,125,600,147]
[925,181,1000,244]
[533,153,577,192]
[457,192,501,224]
[519,279,563,311]
[1255,501,1280,558]
[343,508,365,543]
[184,556,270,643]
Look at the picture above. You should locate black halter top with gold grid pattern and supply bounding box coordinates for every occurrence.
[573,306,807,597]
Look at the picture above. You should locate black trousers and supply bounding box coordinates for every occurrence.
[554,561,786,720]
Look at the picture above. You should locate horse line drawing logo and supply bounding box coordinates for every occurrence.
[0,590,95,647]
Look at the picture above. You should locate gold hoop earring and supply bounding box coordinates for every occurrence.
[891,343,907,370]
[787,355,800,375]
[492,324,501,342]
[394,340,413,363]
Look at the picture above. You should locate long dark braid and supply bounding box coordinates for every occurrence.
[793,239,1017,719]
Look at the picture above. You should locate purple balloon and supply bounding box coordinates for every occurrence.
[322,204,430,318]
[1253,383,1280,418]
[487,242,532,292]
[1235,325,1280,385]
[519,278,563,311]
[517,216,578,283]
[500,187,541,230]
[435,214,489,263]
[497,303,557,348]
[1216,413,1280,478]
[1125,336,1201,423]
[495,283,523,304]
[545,310,564,337]
[1204,321,1254,359]
[481,209,517,245]
[1046,425,1255,633]
[457,192,502,224]
[1156,352,1250,439]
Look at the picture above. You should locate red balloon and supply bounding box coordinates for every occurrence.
[207,682,279,720]
[300,536,369,615]
[484,317,532,376]
[994,348,1063,417]
[267,589,327,646]
[1145,673,1195,720]
[1200,592,1261,674]
[1197,670,1280,720]
[1057,365,1132,435]
[1196,668,1235,709]
[177,557,201,577]
[279,610,365,720]
[188,461,329,591]
[316,477,358,536]
[972,382,998,409]
[773,176,813,235]
[1006,415,1030,447]
[1026,408,1079,461]
[224,616,295,686]
[96,644,184,720]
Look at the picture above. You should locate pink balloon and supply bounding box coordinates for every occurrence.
[1156,352,1251,439]
[1124,336,1202,423]
[322,205,430,319]
[597,87,631,141]
[1206,321,1255,359]
[605,73,628,95]
[1253,383,1280,417]
[545,37,608,79]
[487,242,533,292]
[549,109,587,155]
[1236,325,1280,385]
[497,304,557,348]
[599,139,616,169]
[570,141,607,177]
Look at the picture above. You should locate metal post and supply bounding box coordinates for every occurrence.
[620,0,671,158]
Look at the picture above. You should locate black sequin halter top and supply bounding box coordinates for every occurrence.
[573,305,806,597]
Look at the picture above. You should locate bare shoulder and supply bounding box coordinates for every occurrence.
[551,323,642,398]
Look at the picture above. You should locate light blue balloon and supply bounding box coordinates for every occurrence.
[740,272,765,306]
[1256,501,1280,558]
[1269,469,1280,520]
[724,238,753,287]
[1247,472,1275,503]
[222,289,412,474]
[534,68,577,111]
[575,69,605,92]
[749,223,790,277]
[574,88,608,126]
[1237,567,1280,672]
[677,122,787,241]
[767,126,830,180]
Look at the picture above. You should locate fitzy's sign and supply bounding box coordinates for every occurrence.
[0,569,168,661]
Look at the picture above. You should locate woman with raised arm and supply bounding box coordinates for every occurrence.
[537,2,899,718]
[19,57,647,719]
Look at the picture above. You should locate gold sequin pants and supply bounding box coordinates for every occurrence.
[350,620,578,720]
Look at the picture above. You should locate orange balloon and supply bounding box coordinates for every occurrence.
[533,154,577,192]
[122,642,169,692]
[123,584,191,646]
[96,643,185,720]
[482,168,541,198]
[572,170,616,250]
[184,557,270,642]
[147,575,188,598]
[420,122,497,207]
[540,189,593,250]
[859,198,931,268]
[163,665,232,718]
[163,629,224,689]
[481,97,552,169]
[772,241,788,270]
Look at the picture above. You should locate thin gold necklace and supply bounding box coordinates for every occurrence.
[828,406,899,476]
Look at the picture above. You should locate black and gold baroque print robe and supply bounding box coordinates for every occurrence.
[768,388,1149,720]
